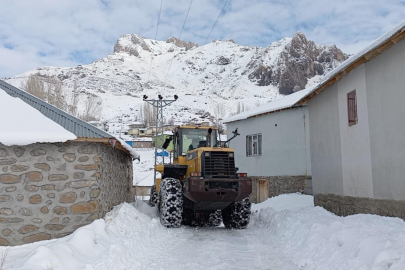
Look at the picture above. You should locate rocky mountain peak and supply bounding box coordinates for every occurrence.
[166,37,198,50]
[113,34,150,56]
[247,31,349,95]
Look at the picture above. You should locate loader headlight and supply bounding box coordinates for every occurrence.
[204,152,210,157]
[229,152,234,158]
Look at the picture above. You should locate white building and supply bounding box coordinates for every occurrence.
[297,21,405,219]
[223,89,312,202]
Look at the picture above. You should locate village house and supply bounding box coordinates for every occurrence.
[223,90,312,203]
[126,137,153,149]
[0,80,139,246]
[296,22,405,219]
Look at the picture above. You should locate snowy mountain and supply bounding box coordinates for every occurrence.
[3,32,348,129]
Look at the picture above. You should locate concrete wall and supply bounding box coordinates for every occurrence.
[365,39,405,200]
[308,82,343,196]
[337,65,373,198]
[309,37,405,219]
[227,107,311,177]
[0,141,133,246]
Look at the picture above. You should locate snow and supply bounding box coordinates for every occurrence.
[223,87,313,123]
[299,20,405,103]
[2,193,405,269]
[116,138,140,160]
[133,149,155,186]
[0,89,77,146]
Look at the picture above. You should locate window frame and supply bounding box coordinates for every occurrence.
[347,90,358,126]
[246,134,262,157]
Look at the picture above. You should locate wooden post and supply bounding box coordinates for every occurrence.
[257,179,269,203]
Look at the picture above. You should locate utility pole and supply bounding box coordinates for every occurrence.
[143,94,178,185]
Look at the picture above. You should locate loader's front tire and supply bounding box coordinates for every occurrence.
[158,178,183,228]
[222,196,251,229]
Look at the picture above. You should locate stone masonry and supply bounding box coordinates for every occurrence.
[250,175,308,203]
[315,194,405,220]
[0,141,134,246]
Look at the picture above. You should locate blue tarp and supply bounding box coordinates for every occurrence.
[156,151,169,157]
[125,141,133,147]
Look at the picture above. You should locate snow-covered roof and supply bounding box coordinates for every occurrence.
[223,88,311,123]
[0,88,77,146]
[0,82,140,160]
[0,79,112,138]
[297,20,405,105]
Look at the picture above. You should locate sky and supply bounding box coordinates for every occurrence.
[0,0,404,77]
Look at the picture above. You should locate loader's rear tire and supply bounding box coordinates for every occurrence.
[222,196,251,229]
[158,178,183,228]
[205,210,222,227]
[149,185,157,207]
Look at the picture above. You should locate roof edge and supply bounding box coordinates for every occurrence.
[297,25,405,105]
[223,104,307,124]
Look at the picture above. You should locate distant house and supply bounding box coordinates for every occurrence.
[297,22,405,219]
[127,138,153,149]
[128,127,153,137]
[0,80,139,246]
[223,90,312,203]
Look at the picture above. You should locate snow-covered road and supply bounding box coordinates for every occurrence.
[91,199,299,270]
[4,194,405,270]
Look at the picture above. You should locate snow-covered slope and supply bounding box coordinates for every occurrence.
[3,32,348,129]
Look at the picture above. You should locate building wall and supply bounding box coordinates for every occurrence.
[308,82,344,196]
[227,107,311,177]
[310,37,405,219]
[337,64,373,198]
[365,39,405,200]
[0,141,133,246]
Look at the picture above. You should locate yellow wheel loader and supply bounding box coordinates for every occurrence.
[150,126,252,229]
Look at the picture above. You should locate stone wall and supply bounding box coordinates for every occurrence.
[0,141,133,246]
[315,194,405,219]
[250,175,308,203]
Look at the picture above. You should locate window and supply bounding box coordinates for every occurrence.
[246,134,262,156]
[347,90,358,126]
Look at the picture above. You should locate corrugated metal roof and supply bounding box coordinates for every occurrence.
[0,79,113,138]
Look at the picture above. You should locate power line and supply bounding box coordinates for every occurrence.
[147,0,164,83]
[202,0,230,46]
[184,0,231,93]
[163,0,194,89]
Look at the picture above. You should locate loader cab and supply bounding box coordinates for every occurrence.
[173,126,219,158]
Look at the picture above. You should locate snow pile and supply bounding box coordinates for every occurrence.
[251,194,405,270]
[2,194,405,269]
[0,89,76,146]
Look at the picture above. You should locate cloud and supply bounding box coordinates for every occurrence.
[0,0,404,77]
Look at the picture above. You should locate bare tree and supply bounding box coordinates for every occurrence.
[141,103,157,127]
[81,94,102,122]
[213,104,225,127]
[21,74,46,100]
[45,76,65,110]
[68,81,80,116]
[255,100,261,108]
[167,117,175,125]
